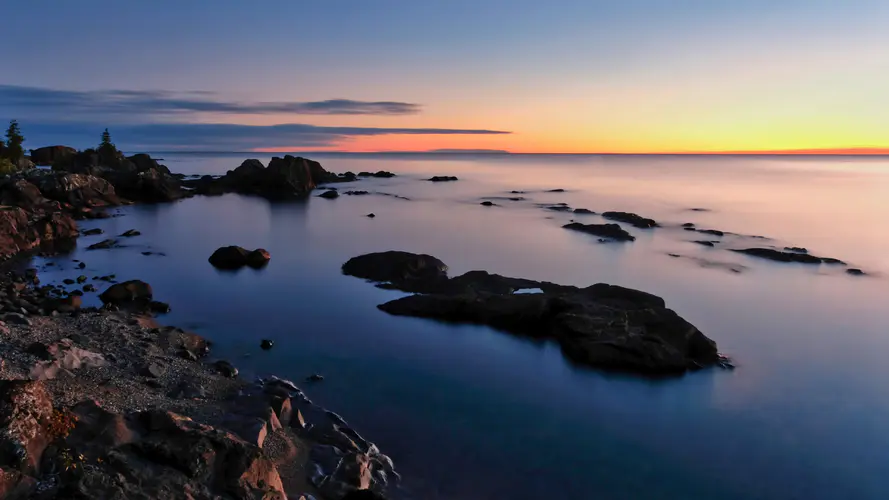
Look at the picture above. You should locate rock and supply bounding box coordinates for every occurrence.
[0,468,37,498]
[306,374,324,382]
[76,275,87,283]
[573,208,595,214]
[681,223,695,228]
[208,246,249,269]
[846,268,866,276]
[179,349,199,362]
[0,179,50,210]
[601,211,658,228]
[30,172,120,207]
[547,188,566,192]
[366,213,376,218]
[2,313,30,326]
[219,155,335,198]
[82,284,95,292]
[0,380,54,474]
[63,278,75,285]
[731,248,846,265]
[345,190,370,196]
[119,229,141,237]
[319,190,339,199]
[427,176,458,182]
[149,301,171,314]
[357,171,395,178]
[546,204,572,211]
[25,342,52,360]
[693,240,716,247]
[82,228,103,236]
[247,248,271,269]
[127,153,171,175]
[261,339,274,350]
[784,246,808,253]
[214,360,238,378]
[479,201,495,206]
[344,253,719,374]
[102,163,184,202]
[28,339,106,380]
[48,295,82,313]
[98,280,153,310]
[696,229,725,236]
[30,145,76,166]
[563,222,635,242]
[86,238,118,250]
[341,251,448,291]
[168,381,206,399]
[142,362,166,378]
[77,261,86,269]
[0,207,78,259]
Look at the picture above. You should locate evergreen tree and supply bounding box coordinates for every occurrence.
[99,128,115,152]
[98,128,119,165]
[4,120,24,162]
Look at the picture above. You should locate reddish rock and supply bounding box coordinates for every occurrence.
[0,380,54,474]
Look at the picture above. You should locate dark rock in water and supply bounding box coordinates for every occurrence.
[260,339,274,350]
[563,222,635,242]
[508,197,524,201]
[346,253,719,375]
[246,248,271,269]
[63,278,76,285]
[76,275,87,283]
[697,229,725,236]
[149,301,171,314]
[82,284,96,292]
[319,190,339,199]
[428,176,458,182]
[342,251,448,291]
[689,208,710,212]
[510,190,525,194]
[546,205,572,212]
[784,246,808,254]
[573,208,595,214]
[601,211,658,228]
[345,190,370,196]
[480,201,496,206]
[82,227,103,236]
[547,188,566,192]
[77,261,86,269]
[358,171,395,178]
[682,223,695,228]
[190,156,342,199]
[693,240,716,247]
[847,268,866,276]
[683,227,697,232]
[731,248,846,265]
[119,229,141,237]
[98,280,153,310]
[209,246,269,270]
[213,360,238,378]
[366,213,376,218]
[87,238,118,250]
[306,373,324,382]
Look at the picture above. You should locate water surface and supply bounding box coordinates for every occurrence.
[35,154,889,499]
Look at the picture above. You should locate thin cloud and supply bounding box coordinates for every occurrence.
[0,85,422,118]
[20,121,511,151]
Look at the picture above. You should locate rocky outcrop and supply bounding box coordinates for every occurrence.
[427,176,458,182]
[186,156,348,199]
[342,251,448,291]
[28,172,120,207]
[98,280,154,310]
[30,146,76,167]
[357,171,395,178]
[344,252,722,375]
[601,211,658,228]
[0,206,78,259]
[209,246,271,270]
[731,248,846,265]
[563,222,635,242]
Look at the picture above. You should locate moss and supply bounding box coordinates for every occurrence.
[0,158,16,175]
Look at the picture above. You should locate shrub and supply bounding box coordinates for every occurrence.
[0,158,17,175]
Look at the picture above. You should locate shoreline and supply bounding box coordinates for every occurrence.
[0,152,397,499]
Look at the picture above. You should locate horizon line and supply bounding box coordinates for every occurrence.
[140,147,889,156]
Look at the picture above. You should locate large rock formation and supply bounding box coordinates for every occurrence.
[0,206,78,259]
[185,156,351,199]
[29,146,77,167]
[28,172,120,207]
[344,251,722,374]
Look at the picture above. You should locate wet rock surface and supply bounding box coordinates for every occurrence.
[601,211,658,228]
[731,248,846,265]
[345,252,721,375]
[562,222,635,242]
[209,246,271,270]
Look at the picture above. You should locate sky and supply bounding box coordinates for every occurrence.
[1,0,888,153]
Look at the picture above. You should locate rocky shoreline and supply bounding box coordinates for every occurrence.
[0,149,396,499]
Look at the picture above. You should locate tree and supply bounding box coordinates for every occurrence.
[99,128,115,152]
[98,128,120,165]
[4,120,24,162]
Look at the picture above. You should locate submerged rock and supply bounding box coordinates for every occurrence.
[98,280,153,310]
[601,211,658,228]
[319,190,339,199]
[358,171,395,178]
[209,246,270,270]
[846,268,866,276]
[731,248,846,265]
[563,222,635,242]
[480,201,496,207]
[341,251,448,290]
[427,176,458,182]
[344,252,720,374]
[573,208,595,214]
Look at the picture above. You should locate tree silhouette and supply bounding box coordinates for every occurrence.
[4,120,24,162]
[98,128,119,165]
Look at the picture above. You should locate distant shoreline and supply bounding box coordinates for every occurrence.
[140,151,889,158]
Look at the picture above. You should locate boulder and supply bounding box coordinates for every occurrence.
[30,146,76,167]
[319,190,339,199]
[28,339,106,380]
[0,179,49,210]
[30,173,120,207]
[601,211,658,228]
[341,251,448,291]
[427,176,458,182]
[86,238,118,250]
[563,222,635,242]
[98,280,153,309]
[208,246,249,269]
[127,153,171,175]
[573,208,595,214]
[357,171,395,178]
[0,380,54,474]
[0,207,78,259]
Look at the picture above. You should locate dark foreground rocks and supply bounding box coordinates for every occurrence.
[209,246,271,270]
[563,222,635,242]
[344,252,722,374]
[731,248,846,265]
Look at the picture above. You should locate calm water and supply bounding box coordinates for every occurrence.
[34,154,889,499]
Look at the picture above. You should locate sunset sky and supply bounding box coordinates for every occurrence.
[3,0,888,153]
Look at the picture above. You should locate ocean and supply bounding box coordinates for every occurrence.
[32,153,889,499]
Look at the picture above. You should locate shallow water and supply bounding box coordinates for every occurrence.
[34,154,889,499]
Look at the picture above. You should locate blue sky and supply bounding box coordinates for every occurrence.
[2,0,887,152]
